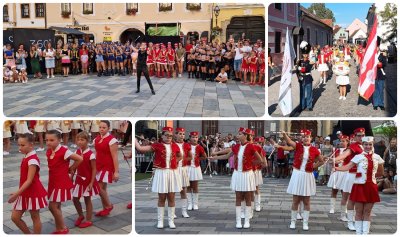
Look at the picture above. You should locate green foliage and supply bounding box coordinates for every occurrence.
[307,3,336,23]
[379,3,397,42]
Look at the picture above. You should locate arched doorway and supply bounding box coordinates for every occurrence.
[290,121,318,137]
[187,31,199,43]
[226,16,265,43]
[119,28,144,44]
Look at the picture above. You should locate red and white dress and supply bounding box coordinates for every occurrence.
[175,141,191,188]
[241,56,249,73]
[253,144,265,186]
[14,151,48,210]
[258,52,265,74]
[342,143,364,193]
[167,49,175,65]
[153,48,160,64]
[94,133,118,183]
[188,144,206,181]
[327,148,347,189]
[249,56,258,73]
[231,142,257,191]
[287,143,320,196]
[317,54,329,72]
[349,152,384,203]
[151,142,182,193]
[146,48,154,65]
[158,50,167,65]
[47,145,74,202]
[72,148,100,198]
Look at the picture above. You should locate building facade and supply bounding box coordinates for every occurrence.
[45,3,212,43]
[212,3,265,43]
[3,3,46,29]
[366,3,397,46]
[333,27,349,44]
[300,6,333,47]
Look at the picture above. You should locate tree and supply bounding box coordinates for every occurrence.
[379,3,397,43]
[307,3,336,23]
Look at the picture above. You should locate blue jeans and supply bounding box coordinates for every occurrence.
[373,79,385,107]
[234,59,242,71]
[300,81,313,110]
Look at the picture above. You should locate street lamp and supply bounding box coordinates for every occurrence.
[214,5,220,27]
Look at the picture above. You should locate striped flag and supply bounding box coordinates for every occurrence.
[278,27,296,116]
[358,16,378,100]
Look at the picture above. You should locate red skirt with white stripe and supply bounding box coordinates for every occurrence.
[13,196,48,211]
[72,182,100,198]
[96,170,113,183]
[350,182,380,203]
[48,188,72,202]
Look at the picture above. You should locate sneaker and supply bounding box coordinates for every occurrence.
[74,216,84,226]
[342,97,346,100]
[51,75,55,78]
[35,147,45,152]
[47,75,50,79]
[339,96,343,100]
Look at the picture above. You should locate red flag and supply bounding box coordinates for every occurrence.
[358,16,378,100]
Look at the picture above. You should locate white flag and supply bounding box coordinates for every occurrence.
[278,27,296,116]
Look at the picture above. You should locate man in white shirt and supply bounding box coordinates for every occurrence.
[233,41,244,81]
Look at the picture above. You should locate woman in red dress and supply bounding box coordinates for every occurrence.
[167,42,175,78]
[248,51,258,85]
[335,136,384,234]
[135,127,183,229]
[94,120,119,217]
[8,134,48,234]
[46,129,83,234]
[146,42,155,76]
[158,44,169,78]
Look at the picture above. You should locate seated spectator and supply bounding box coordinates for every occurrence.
[215,68,228,83]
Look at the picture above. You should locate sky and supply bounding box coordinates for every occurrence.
[301,3,372,28]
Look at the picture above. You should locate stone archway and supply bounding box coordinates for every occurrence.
[119,28,144,44]
[226,16,265,43]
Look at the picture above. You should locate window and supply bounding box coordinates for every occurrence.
[202,121,218,137]
[274,31,281,53]
[126,3,138,15]
[159,3,172,12]
[35,3,45,17]
[248,121,264,137]
[307,28,311,43]
[315,30,318,45]
[61,3,71,13]
[275,4,282,10]
[186,3,201,11]
[83,3,93,14]
[21,4,30,18]
[3,5,9,22]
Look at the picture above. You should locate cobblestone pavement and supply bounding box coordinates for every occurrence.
[3,141,132,234]
[268,60,397,117]
[135,175,397,234]
[3,74,265,117]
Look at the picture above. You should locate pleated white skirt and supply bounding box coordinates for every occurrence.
[188,166,203,181]
[231,170,256,192]
[336,75,349,85]
[318,63,329,72]
[178,166,190,187]
[342,172,356,193]
[151,169,182,194]
[287,169,316,196]
[254,169,264,186]
[327,170,347,189]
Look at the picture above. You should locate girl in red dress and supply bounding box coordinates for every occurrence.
[158,45,169,78]
[146,42,155,76]
[72,131,100,228]
[135,127,183,229]
[241,52,249,84]
[167,42,175,78]
[335,136,384,234]
[8,133,48,234]
[210,128,266,229]
[257,49,265,85]
[46,129,83,234]
[94,120,119,216]
[153,43,161,77]
[248,51,258,85]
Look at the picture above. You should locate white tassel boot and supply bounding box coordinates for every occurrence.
[340,205,348,222]
[362,221,370,235]
[289,210,297,229]
[355,220,363,235]
[168,207,176,229]
[250,201,254,219]
[157,207,164,229]
[347,210,356,231]
[181,199,190,218]
[241,201,245,218]
[235,206,242,229]
[297,202,303,220]
[193,193,199,210]
[243,206,251,229]
[329,198,336,214]
[302,210,310,231]
[255,194,261,212]
[187,193,193,211]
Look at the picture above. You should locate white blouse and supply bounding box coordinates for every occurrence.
[190,145,196,167]
[300,146,310,171]
[237,144,247,172]
[351,153,384,184]
[164,144,171,169]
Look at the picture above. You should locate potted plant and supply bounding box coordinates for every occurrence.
[61,11,71,18]
[187,4,201,11]
[126,8,137,15]
[83,10,93,15]
[159,4,172,12]
[211,26,222,36]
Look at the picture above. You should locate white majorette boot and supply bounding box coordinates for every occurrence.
[243,206,251,229]
[235,206,242,229]
[340,205,348,222]
[187,193,193,210]
[181,199,190,218]
[241,201,245,218]
[347,210,356,231]
[297,202,303,220]
[302,210,310,231]
[250,201,254,219]
[289,210,297,229]
[157,207,164,229]
[329,198,336,214]
[362,221,370,235]
[255,194,261,212]
[168,207,176,229]
[193,193,199,210]
[355,220,363,235]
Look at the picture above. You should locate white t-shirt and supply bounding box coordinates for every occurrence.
[218,72,227,79]
[234,47,243,60]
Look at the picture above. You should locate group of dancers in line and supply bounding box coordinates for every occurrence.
[7,121,132,234]
[135,126,385,235]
